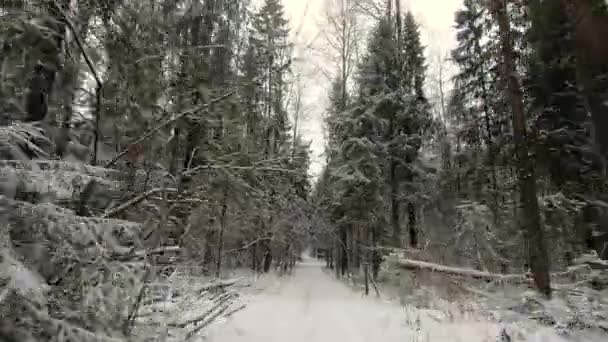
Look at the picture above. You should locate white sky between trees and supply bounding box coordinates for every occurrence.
[278,0,464,178]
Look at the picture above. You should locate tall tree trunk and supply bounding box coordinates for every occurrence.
[364,258,370,296]
[55,62,76,157]
[203,230,214,275]
[340,225,348,276]
[0,42,8,125]
[215,190,228,278]
[492,0,551,297]
[407,201,417,247]
[456,135,462,196]
[24,1,70,123]
[168,127,181,175]
[372,226,380,280]
[251,239,258,271]
[265,26,275,158]
[390,130,400,245]
[354,234,361,269]
[390,178,400,244]
[56,4,95,158]
[475,37,499,213]
[183,125,203,169]
[24,57,57,123]
[347,226,355,275]
[395,0,402,40]
[91,84,102,165]
[334,241,340,278]
[263,246,272,273]
[183,0,213,173]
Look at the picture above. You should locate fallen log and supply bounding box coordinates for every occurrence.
[397,259,528,282]
[574,253,608,270]
[396,259,592,283]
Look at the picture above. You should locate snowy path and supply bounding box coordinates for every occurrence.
[204,256,503,342]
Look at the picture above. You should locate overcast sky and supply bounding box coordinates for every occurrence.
[279,0,464,177]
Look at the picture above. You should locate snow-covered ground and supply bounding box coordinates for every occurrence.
[201,256,605,342]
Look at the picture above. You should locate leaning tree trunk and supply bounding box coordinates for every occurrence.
[55,3,95,158]
[491,0,552,297]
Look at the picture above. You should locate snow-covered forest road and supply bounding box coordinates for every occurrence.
[204,256,503,342]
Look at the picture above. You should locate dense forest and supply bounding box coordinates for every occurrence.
[1,0,608,341]
[1,0,312,267]
[1,0,313,340]
[313,0,608,298]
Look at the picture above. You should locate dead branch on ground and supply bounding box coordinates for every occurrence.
[169,292,236,328]
[194,278,242,295]
[184,301,234,340]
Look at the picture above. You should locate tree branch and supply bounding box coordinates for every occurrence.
[102,188,178,218]
[105,91,235,168]
[224,237,274,254]
[51,1,101,87]
[51,1,105,165]
[104,60,291,168]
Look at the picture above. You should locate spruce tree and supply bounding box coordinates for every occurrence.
[251,0,292,157]
[452,0,502,205]
[527,0,599,196]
